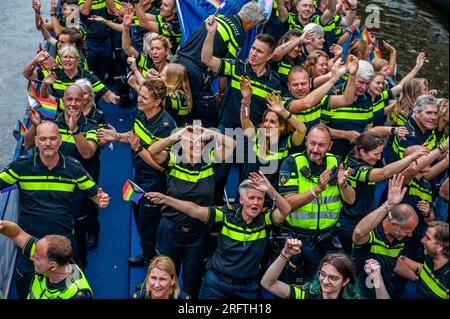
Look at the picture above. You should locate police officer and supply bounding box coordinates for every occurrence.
[79,0,114,81]
[322,60,375,159]
[141,125,235,298]
[396,221,449,299]
[133,0,181,53]
[352,174,419,299]
[278,124,354,281]
[0,120,109,298]
[176,1,265,128]
[97,79,177,270]
[23,85,103,269]
[145,172,291,299]
[0,220,94,299]
[384,95,439,164]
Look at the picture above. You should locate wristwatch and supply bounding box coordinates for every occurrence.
[135,145,144,153]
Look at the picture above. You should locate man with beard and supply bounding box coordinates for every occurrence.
[395,221,449,299]
[0,120,109,298]
[278,124,354,280]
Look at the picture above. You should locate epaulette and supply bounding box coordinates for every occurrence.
[66,156,80,165]
[17,155,31,161]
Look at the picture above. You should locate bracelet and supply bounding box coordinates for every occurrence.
[382,202,392,212]
[310,187,318,198]
[272,193,279,202]
[330,78,337,85]
[279,253,290,262]
[284,112,292,120]
[114,133,121,142]
[50,13,56,17]
[345,29,353,36]
[135,145,144,154]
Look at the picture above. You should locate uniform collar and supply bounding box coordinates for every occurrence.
[33,152,66,169]
[57,66,82,81]
[243,60,272,79]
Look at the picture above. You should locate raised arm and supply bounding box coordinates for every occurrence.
[79,0,93,16]
[289,59,343,113]
[276,0,289,23]
[0,220,31,250]
[353,174,407,245]
[121,14,139,57]
[391,52,426,96]
[266,93,307,146]
[134,0,158,31]
[272,31,313,62]
[261,238,302,299]
[145,192,209,222]
[338,163,355,204]
[369,147,429,182]
[439,177,449,201]
[249,172,292,224]
[68,114,98,160]
[240,76,256,137]
[36,13,58,46]
[201,15,221,73]
[88,15,125,32]
[22,50,50,81]
[320,0,337,26]
[201,127,237,163]
[328,56,358,108]
[365,259,390,299]
[423,154,449,181]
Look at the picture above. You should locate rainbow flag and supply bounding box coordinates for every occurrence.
[28,82,58,119]
[358,26,382,61]
[13,120,27,141]
[207,0,224,9]
[122,179,145,203]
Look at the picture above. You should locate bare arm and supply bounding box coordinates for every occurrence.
[272,35,304,62]
[22,51,49,81]
[401,144,447,184]
[261,238,302,299]
[0,220,31,250]
[391,52,426,96]
[320,0,337,26]
[423,156,449,180]
[338,164,355,204]
[79,0,93,16]
[328,56,359,108]
[239,77,256,137]
[440,177,449,201]
[201,16,221,73]
[394,257,421,281]
[353,174,407,245]
[276,0,289,23]
[365,259,390,299]
[145,192,209,222]
[134,0,158,31]
[369,151,428,182]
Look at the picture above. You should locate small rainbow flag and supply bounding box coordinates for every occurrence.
[122,179,145,203]
[207,0,225,9]
[358,26,382,61]
[28,82,58,120]
[13,120,27,141]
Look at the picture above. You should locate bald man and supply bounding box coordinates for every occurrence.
[352,174,419,298]
[0,120,108,298]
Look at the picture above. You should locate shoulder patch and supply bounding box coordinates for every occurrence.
[18,155,31,160]
[279,170,291,186]
[162,22,173,31]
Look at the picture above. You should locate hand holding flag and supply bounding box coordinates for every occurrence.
[13,120,27,141]
[122,179,145,204]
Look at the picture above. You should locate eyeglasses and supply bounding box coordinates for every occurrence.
[317,270,341,284]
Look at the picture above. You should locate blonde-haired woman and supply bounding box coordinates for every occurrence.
[159,63,193,126]
[133,256,190,299]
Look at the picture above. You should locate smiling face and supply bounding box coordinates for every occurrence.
[359,144,384,166]
[297,0,315,20]
[261,111,281,139]
[60,52,78,71]
[415,104,438,131]
[159,0,176,18]
[137,85,160,113]
[318,263,349,297]
[240,188,265,221]
[147,267,175,299]
[369,74,385,96]
[421,227,443,259]
[313,56,329,77]
[310,35,325,50]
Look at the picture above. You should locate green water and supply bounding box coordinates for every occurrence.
[358,0,448,97]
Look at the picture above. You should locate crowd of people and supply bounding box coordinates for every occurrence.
[0,0,448,300]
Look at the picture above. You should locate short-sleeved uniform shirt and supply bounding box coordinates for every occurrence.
[312,12,342,54]
[321,85,373,158]
[136,52,157,78]
[155,15,181,53]
[342,149,375,219]
[54,113,99,176]
[163,90,191,127]
[288,284,321,299]
[416,257,449,299]
[161,150,216,229]
[132,109,177,187]
[22,237,92,299]
[242,131,294,192]
[36,67,108,99]
[217,59,281,128]
[384,117,437,164]
[177,15,245,66]
[0,153,98,238]
[352,224,406,298]
[205,204,280,280]
[78,0,110,41]
[372,89,394,127]
[270,56,301,95]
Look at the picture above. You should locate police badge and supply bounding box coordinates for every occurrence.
[279,171,291,186]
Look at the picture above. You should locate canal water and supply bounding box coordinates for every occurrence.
[0,0,448,169]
